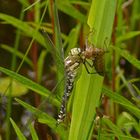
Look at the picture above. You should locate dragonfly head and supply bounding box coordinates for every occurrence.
[69,48,82,56]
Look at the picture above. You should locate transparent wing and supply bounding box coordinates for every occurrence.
[23,2,67,129]
[41,31,65,75]
[21,76,65,131]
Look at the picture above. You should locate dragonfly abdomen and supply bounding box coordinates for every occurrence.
[57,73,76,124]
[57,48,82,124]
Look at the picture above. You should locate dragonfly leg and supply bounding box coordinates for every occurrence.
[83,60,97,74]
[103,37,111,52]
[85,59,94,67]
[84,59,105,75]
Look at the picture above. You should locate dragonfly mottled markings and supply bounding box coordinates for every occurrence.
[41,30,106,125]
[57,46,106,124]
[57,48,82,124]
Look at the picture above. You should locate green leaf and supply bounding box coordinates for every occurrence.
[117,112,140,135]
[132,84,140,95]
[15,98,68,140]
[37,50,47,83]
[22,0,40,12]
[113,46,140,70]
[0,13,46,47]
[103,87,140,119]
[65,23,81,56]
[56,0,86,23]
[18,0,30,7]
[15,98,55,121]
[87,0,116,46]
[29,124,39,140]
[38,118,68,140]
[53,2,65,97]
[70,68,103,140]
[0,66,60,107]
[102,117,124,137]
[10,118,27,140]
[69,0,116,140]
[0,77,28,97]
[70,1,90,9]
[0,44,33,68]
[102,117,139,140]
[116,31,140,43]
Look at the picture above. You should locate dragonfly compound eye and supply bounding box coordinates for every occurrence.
[70,48,81,56]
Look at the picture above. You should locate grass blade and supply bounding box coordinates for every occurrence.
[69,0,116,139]
[0,13,46,47]
[113,46,140,70]
[0,66,60,107]
[29,124,39,140]
[10,118,27,140]
[116,31,140,43]
[15,98,68,140]
[56,0,86,23]
[103,87,140,119]
[0,44,33,68]
[53,2,65,97]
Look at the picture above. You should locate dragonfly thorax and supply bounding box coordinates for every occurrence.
[65,48,82,70]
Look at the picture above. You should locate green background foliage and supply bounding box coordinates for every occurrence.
[0,0,140,140]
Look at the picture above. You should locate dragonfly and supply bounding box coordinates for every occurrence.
[32,31,107,125]
[57,43,106,124]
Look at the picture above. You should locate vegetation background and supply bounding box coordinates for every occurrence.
[0,0,140,140]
